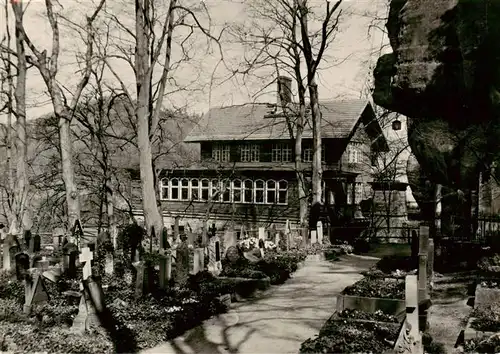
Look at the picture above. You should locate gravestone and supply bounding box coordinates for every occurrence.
[105,253,114,276]
[191,248,205,274]
[53,228,64,250]
[418,225,429,301]
[30,234,41,253]
[317,221,324,244]
[208,235,222,276]
[15,252,30,281]
[133,261,146,299]
[223,230,237,257]
[43,267,63,283]
[275,233,280,249]
[159,250,172,289]
[427,239,434,283]
[226,246,240,263]
[258,238,265,257]
[79,247,94,280]
[176,237,190,286]
[3,234,17,271]
[394,275,423,354]
[187,232,196,246]
[258,227,265,241]
[62,242,79,278]
[24,271,50,314]
[72,219,84,249]
[71,278,104,333]
[310,230,317,245]
[24,230,32,248]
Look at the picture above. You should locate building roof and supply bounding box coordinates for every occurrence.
[184,99,373,142]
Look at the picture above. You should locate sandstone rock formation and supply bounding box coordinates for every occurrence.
[373,0,500,192]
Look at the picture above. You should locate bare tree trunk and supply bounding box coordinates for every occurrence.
[58,115,80,228]
[106,177,117,249]
[11,1,29,234]
[309,81,323,205]
[135,0,163,239]
[295,106,307,226]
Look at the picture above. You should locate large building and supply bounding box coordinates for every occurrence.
[132,78,391,235]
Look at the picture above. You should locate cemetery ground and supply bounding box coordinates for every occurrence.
[3,224,500,354]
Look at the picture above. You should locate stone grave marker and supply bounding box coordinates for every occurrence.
[223,230,237,257]
[427,239,434,283]
[208,234,222,276]
[30,234,41,253]
[317,221,324,244]
[133,261,146,299]
[105,253,114,276]
[3,234,17,271]
[275,233,280,249]
[15,252,30,281]
[191,248,205,274]
[258,238,265,257]
[175,236,190,286]
[310,230,317,245]
[43,267,63,283]
[80,247,94,280]
[24,270,50,314]
[24,230,32,248]
[71,278,104,333]
[159,250,172,289]
[187,232,196,246]
[53,228,65,249]
[394,275,423,354]
[418,225,429,301]
[258,227,265,241]
[226,246,240,264]
[34,257,50,271]
[63,242,79,278]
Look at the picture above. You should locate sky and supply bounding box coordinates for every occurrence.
[0,0,391,124]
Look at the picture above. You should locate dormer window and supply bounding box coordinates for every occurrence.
[212,144,230,162]
[240,144,260,162]
[272,143,292,162]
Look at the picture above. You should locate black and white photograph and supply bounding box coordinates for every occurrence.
[0,0,498,353]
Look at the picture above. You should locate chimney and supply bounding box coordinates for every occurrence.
[277,76,292,108]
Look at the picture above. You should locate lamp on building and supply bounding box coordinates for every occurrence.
[392,118,402,131]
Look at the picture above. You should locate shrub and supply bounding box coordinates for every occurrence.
[376,255,417,274]
[0,270,24,303]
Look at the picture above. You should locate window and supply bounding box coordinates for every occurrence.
[190,179,199,201]
[201,179,209,201]
[243,179,253,203]
[266,180,276,204]
[240,144,260,162]
[212,144,230,162]
[303,147,313,163]
[222,179,231,202]
[211,179,220,201]
[277,180,288,204]
[355,182,363,204]
[160,178,169,200]
[347,148,359,163]
[272,143,292,162]
[181,179,189,200]
[303,147,326,163]
[170,178,179,200]
[233,179,242,203]
[255,180,265,203]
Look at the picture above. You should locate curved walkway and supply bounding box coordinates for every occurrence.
[141,254,379,354]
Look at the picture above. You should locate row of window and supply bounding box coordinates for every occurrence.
[160,178,288,204]
[212,143,328,163]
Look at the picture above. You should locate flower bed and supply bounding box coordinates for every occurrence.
[343,277,405,299]
[337,308,399,323]
[464,334,500,354]
[220,250,306,286]
[299,314,400,353]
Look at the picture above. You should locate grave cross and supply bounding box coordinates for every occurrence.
[79,247,93,280]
